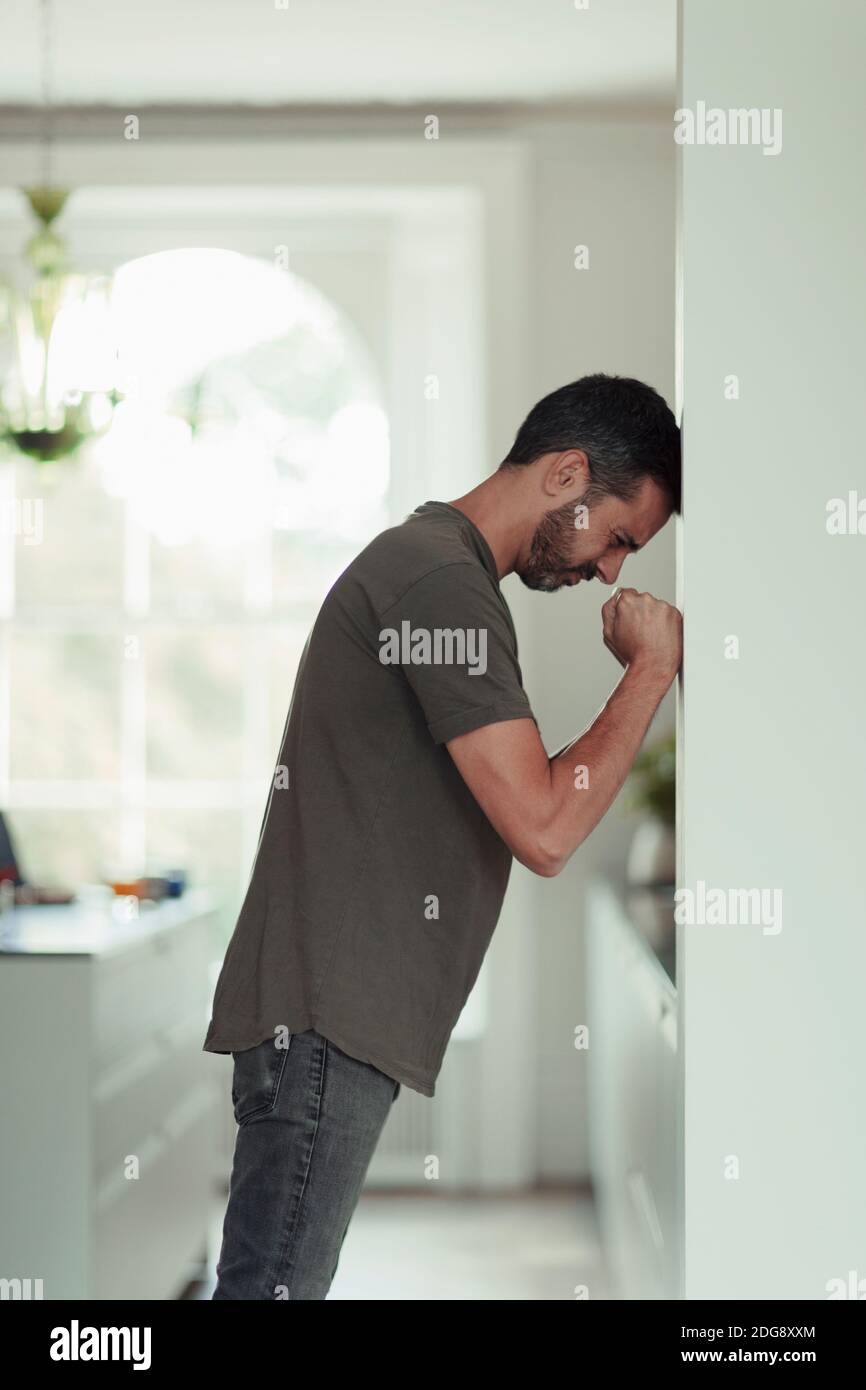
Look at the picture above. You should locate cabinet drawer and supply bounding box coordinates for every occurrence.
[93,1015,211,1192]
[93,1087,216,1301]
[587,882,679,1300]
[92,920,209,1073]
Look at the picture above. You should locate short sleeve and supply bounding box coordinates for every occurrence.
[377,562,536,744]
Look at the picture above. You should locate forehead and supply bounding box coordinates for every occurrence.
[613,478,673,545]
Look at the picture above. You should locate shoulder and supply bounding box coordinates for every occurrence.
[338,510,488,615]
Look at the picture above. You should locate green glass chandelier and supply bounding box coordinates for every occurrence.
[0,1,120,464]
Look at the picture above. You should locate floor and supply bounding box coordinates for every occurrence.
[190,1187,612,1301]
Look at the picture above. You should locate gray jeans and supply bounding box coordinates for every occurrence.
[212,1028,400,1300]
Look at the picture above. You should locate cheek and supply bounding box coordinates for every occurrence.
[569,524,599,560]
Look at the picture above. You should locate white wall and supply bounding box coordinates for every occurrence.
[510,116,677,1181]
[679,0,866,1297]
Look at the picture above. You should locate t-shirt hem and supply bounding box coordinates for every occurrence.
[428,700,536,745]
[202,1017,436,1099]
[313,1019,437,1099]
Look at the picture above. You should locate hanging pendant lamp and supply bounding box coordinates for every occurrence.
[0,0,120,464]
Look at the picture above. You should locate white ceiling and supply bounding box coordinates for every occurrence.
[1,0,676,107]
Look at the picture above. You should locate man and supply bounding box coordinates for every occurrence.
[205,372,682,1300]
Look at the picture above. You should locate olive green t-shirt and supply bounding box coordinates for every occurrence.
[202,501,536,1097]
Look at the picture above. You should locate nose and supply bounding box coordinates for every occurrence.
[596,554,626,585]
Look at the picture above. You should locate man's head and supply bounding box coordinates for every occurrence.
[500,374,681,592]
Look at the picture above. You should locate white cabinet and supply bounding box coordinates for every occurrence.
[587,877,680,1299]
[0,892,221,1300]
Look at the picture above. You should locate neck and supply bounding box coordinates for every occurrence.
[445,472,529,579]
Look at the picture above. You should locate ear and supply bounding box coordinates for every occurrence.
[541,449,590,498]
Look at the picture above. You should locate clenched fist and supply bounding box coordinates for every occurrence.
[601,587,682,682]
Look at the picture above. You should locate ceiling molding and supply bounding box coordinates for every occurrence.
[0,100,675,142]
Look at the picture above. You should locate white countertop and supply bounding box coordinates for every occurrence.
[0,888,218,958]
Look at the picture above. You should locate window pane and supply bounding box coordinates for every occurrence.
[10,633,120,780]
[146,809,244,939]
[14,453,125,608]
[8,808,121,888]
[150,535,245,612]
[145,629,243,780]
[271,533,354,609]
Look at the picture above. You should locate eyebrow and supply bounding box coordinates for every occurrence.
[620,531,640,552]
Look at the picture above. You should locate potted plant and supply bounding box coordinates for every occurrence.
[621,732,676,947]
[623,731,676,884]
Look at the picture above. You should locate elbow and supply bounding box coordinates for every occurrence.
[506,804,574,877]
[532,855,564,879]
[518,836,568,878]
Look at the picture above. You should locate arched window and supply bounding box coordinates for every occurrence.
[7,248,389,928]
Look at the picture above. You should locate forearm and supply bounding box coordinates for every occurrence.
[536,660,674,873]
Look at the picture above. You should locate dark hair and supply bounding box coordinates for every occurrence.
[501,373,681,514]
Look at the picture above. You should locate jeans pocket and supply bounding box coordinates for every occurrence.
[231,1034,291,1125]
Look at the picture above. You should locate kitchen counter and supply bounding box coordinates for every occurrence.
[0,888,216,958]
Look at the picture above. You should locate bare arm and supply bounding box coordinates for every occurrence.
[445,588,681,877]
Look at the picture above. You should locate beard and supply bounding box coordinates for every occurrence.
[518,492,599,592]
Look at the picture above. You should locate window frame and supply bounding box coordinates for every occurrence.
[0,185,486,910]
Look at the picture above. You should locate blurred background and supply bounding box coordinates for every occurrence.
[0,0,679,1300]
